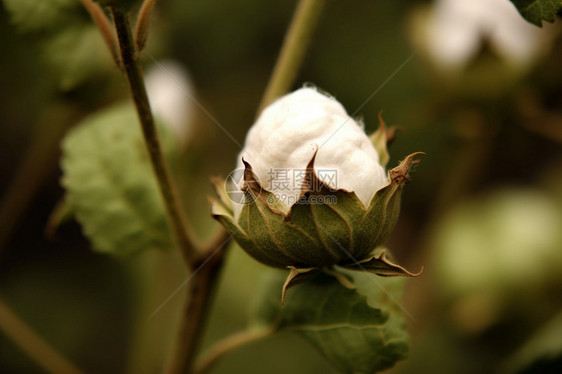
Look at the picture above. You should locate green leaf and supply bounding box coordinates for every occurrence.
[282,266,320,304]
[253,270,410,373]
[2,0,80,33]
[510,0,562,26]
[2,0,115,90]
[61,103,176,256]
[505,311,562,373]
[41,24,114,91]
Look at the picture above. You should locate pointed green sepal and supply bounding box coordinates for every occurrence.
[237,160,326,267]
[369,112,401,168]
[210,176,233,213]
[388,151,423,186]
[242,159,290,216]
[357,152,424,259]
[343,250,423,277]
[209,184,266,265]
[210,197,239,234]
[282,266,319,304]
[288,151,369,265]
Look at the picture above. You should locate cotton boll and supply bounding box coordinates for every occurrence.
[416,0,558,72]
[212,87,422,273]
[234,87,387,219]
[145,60,195,147]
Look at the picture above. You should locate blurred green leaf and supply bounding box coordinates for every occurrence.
[433,189,562,297]
[510,0,562,26]
[506,311,562,374]
[1,0,78,33]
[431,189,562,335]
[253,270,409,373]
[61,103,175,256]
[41,24,114,91]
[2,0,115,91]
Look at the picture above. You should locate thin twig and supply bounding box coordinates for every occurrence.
[79,0,120,66]
[258,0,326,113]
[0,296,86,374]
[134,0,158,54]
[193,327,275,374]
[110,9,197,267]
[166,249,227,374]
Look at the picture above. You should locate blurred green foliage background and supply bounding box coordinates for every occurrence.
[0,0,561,373]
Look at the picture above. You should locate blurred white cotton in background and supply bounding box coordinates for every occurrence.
[145,60,195,146]
[415,0,558,71]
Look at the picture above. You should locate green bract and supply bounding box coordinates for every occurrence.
[212,149,422,302]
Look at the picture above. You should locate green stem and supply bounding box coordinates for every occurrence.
[258,0,326,112]
[193,328,275,374]
[166,247,228,374]
[111,9,196,267]
[109,8,234,374]
[0,296,86,374]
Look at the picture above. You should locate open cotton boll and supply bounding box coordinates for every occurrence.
[422,0,557,70]
[213,86,422,277]
[233,87,388,219]
[145,60,195,146]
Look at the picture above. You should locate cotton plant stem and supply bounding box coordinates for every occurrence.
[108,7,233,374]
[111,9,196,267]
[0,296,85,374]
[164,221,231,374]
[258,0,326,112]
[166,249,227,374]
[193,327,275,374]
